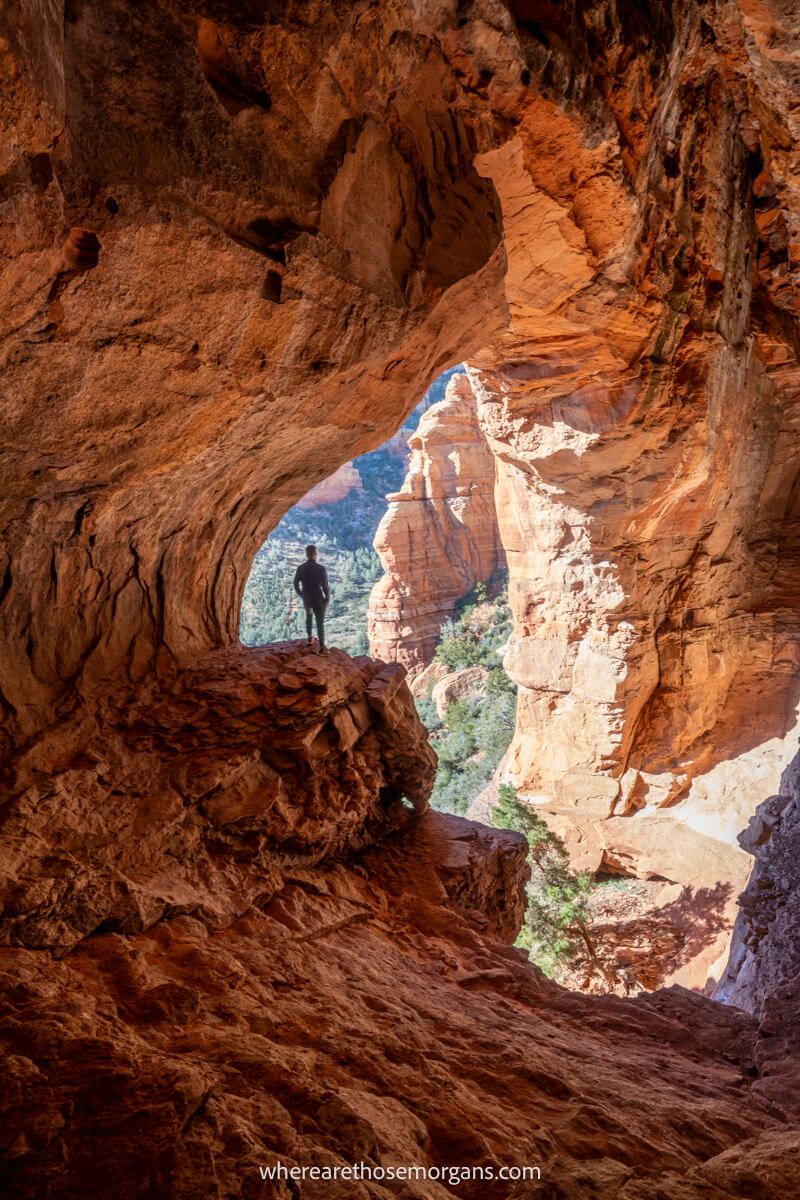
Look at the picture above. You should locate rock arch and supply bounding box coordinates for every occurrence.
[4,4,800,1194]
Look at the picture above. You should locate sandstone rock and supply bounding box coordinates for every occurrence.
[2,812,800,1199]
[464,0,800,857]
[0,644,436,952]
[407,810,529,942]
[296,461,362,509]
[501,802,752,993]
[431,665,488,719]
[368,374,502,676]
[3,1,800,1192]
[408,658,450,700]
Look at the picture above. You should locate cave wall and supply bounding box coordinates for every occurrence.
[1,0,520,754]
[461,0,800,842]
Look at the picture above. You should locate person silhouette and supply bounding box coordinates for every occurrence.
[293,544,330,653]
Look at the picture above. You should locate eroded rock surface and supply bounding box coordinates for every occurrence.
[368,373,502,675]
[3,812,800,1200]
[716,751,800,1015]
[1,644,435,952]
[464,0,800,852]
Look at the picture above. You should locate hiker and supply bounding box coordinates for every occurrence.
[293,544,330,653]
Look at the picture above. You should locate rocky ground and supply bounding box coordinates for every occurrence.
[0,645,435,952]
[4,805,800,1200]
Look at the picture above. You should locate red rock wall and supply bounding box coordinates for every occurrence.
[0,0,516,752]
[457,0,800,990]
[368,373,503,674]
[465,0,800,825]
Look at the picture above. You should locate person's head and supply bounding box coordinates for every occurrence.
[305,544,317,560]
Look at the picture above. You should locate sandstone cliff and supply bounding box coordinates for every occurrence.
[368,373,503,675]
[460,0,800,862]
[3,0,800,1193]
[296,461,363,509]
[455,0,800,994]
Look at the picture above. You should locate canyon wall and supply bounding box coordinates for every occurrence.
[3,0,800,1192]
[356,0,800,990]
[467,0,800,835]
[295,461,363,509]
[368,373,502,675]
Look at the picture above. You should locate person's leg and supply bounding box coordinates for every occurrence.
[305,606,313,642]
[314,602,326,650]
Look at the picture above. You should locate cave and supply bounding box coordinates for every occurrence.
[3,2,800,1197]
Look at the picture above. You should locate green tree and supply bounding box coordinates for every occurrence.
[494,784,594,980]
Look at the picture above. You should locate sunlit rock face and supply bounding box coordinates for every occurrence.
[455,0,800,990]
[368,373,503,674]
[3,0,800,1191]
[465,0,800,821]
[296,461,363,509]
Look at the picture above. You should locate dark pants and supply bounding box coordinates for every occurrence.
[305,601,326,648]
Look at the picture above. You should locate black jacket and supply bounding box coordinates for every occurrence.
[293,560,330,606]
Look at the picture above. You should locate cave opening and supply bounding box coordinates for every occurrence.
[239,361,516,826]
[240,365,474,657]
[235,322,800,1002]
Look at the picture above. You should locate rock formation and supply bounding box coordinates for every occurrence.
[716,748,800,1015]
[461,0,800,860]
[5,810,800,1200]
[432,665,489,719]
[296,461,363,509]
[0,644,435,952]
[3,0,800,1192]
[368,373,503,674]
[458,0,800,993]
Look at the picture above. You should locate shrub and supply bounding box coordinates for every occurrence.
[436,628,485,670]
[417,581,518,816]
[415,695,442,732]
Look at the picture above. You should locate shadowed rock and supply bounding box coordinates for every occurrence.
[0,645,435,952]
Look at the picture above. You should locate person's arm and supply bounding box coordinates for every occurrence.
[322,567,330,602]
[293,565,303,597]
